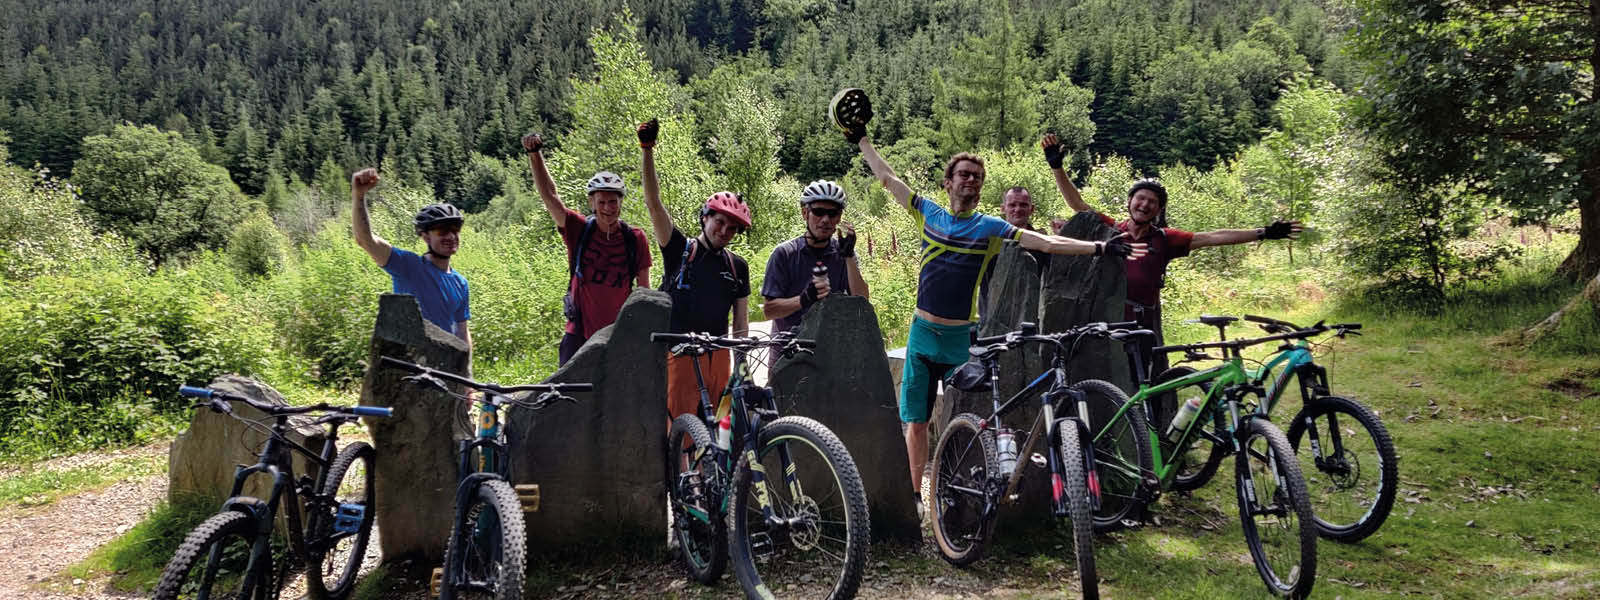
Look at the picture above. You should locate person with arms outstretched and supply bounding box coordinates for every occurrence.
[350,168,473,370]
[829,89,1147,506]
[523,131,653,365]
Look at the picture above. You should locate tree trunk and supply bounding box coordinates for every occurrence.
[1521,271,1600,342]
[1557,189,1600,282]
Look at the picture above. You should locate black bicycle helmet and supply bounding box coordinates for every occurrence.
[414,203,465,234]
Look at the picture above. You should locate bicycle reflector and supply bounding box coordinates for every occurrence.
[333,503,367,534]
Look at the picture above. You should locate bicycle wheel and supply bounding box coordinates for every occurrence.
[929,412,998,566]
[439,479,527,600]
[728,416,869,600]
[1286,395,1398,543]
[1235,418,1316,599]
[1076,379,1150,533]
[306,441,375,600]
[1053,419,1098,600]
[1153,367,1227,492]
[668,413,727,584]
[152,510,263,600]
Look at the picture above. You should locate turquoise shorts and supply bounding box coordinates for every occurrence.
[899,317,974,423]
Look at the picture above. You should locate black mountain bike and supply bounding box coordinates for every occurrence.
[932,321,1150,600]
[653,331,870,600]
[379,356,591,600]
[153,385,393,600]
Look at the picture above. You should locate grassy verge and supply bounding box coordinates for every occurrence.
[63,493,216,593]
[0,452,164,512]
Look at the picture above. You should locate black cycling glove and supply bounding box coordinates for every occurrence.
[1043,142,1067,170]
[839,230,857,258]
[1097,237,1136,259]
[1261,219,1295,240]
[637,118,659,148]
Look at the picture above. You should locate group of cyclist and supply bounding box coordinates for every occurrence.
[347,88,1302,521]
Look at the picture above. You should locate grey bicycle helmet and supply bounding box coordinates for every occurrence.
[414,203,464,234]
[799,180,847,209]
[585,171,627,197]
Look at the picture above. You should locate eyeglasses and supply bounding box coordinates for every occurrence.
[953,169,985,181]
[809,207,842,218]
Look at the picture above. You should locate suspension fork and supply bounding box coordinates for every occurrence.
[1295,363,1345,467]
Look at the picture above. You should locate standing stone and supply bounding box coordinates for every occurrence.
[362,293,471,563]
[769,295,919,542]
[506,289,671,555]
[1041,211,1133,392]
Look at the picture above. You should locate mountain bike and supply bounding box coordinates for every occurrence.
[1156,315,1395,543]
[1085,314,1320,599]
[379,356,591,600]
[153,385,393,600]
[930,321,1151,599]
[653,331,870,600]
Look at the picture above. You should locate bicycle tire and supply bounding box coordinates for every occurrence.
[668,413,727,584]
[1285,395,1398,543]
[1054,419,1098,600]
[152,510,263,600]
[438,479,527,600]
[929,412,998,566]
[728,416,869,600]
[1152,367,1227,493]
[306,441,375,600]
[1076,379,1150,533]
[1235,418,1317,599]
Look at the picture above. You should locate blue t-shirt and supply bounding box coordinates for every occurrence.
[382,247,470,336]
[910,196,1019,321]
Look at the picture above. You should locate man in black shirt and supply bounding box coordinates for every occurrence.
[761,180,870,333]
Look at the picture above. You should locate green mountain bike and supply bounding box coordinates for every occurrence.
[1157,315,1396,543]
[1085,315,1320,599]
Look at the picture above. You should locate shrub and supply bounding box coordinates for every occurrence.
[0,162,135,280]
[228,211,290,278]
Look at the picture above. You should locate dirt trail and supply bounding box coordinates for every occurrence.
[0,471,165,599]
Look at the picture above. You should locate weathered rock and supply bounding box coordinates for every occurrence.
[769,295,920,542]
[507,289,671,555]
[168,374,326,532]
[1041,211,1134,392]
[362,293,472,563]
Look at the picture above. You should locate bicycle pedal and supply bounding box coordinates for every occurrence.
[332,503,366,534]
[514,483,541,513]
[1029,453,1047,467]
[429,567,443,596]
[750,531,775,558]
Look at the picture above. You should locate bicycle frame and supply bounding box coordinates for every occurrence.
[1097,355,1261,487]
[961,348,1097,517]
[682,345,802,535]
[216,415,346,596]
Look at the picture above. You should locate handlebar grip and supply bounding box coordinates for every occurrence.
[795,340,818,349]
[350,405,394,418]
[379,356,423,372]
[1333,323,1362,330]
[974,334,1008,345]
[651,333,690,343]
[178,386,214,399]
[558,383,595,392]
[1107,321,1139,329]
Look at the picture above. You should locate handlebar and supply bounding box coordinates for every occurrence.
[1154,319,1364,356]
[971,321,1153,356]
[650,332,818,351]
[178,385,393,418]
[379,356,594,395]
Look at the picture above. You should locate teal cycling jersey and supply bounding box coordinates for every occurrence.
[910,195,1019,321]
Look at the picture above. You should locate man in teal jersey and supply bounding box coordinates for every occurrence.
[830,88,1147,502]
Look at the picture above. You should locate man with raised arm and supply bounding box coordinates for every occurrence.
[350,168,473,366]
[828,89,1147,505]
[637,119,753,425]
[1041,132,1303,383]
[522,132,652,365]
[761,180,870,333]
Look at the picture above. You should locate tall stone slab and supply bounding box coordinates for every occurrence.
[362,293,471,562]
[769,295,920,542]
[1041,211,1133,392]
[932,244,1044,446]
[507,289,671,555]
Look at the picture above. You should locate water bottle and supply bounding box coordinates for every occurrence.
[716,413,732,451]
[1166,396,1204,442]
[811,261,829,297]
[996,432,1019,475]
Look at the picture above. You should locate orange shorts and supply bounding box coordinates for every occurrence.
[666,349,731,423]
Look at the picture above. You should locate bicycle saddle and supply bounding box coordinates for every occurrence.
[1192,314,1239,327]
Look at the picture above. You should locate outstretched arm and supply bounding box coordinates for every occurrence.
[637,119,675,244]
[350,168,392,267]
[1191,220,1303,249]
[1043,133,1091,213]
[857,138,913,210]
[522,133,568,226]
[1017,229,1148,259]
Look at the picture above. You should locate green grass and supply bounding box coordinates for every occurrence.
[0,453,163,511]
[64,493,216,594]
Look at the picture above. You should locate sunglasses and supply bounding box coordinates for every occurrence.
[809,207,843,218]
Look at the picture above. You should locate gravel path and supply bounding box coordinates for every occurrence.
[0,471,165,599]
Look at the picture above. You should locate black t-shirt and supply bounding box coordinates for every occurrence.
[660,228,750,334]
[761,236,852,332]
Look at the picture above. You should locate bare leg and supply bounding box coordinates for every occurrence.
[904,421,929,493]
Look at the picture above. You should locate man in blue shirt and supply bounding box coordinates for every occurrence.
[831,88,1146,503]
[350,168,473,365]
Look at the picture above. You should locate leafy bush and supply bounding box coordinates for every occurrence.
[267,228,388,386]
[0,162,135,280]
[228,211,290,278]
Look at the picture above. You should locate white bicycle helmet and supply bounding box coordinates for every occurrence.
[799,179,847,209]
[585,171,627,197]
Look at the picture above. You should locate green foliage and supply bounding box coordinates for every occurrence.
[227,211,289,279]
[0,160,134,279]
[930,8,1040,155]
[71,124,253,265]
[267,228,389,386]
[68,493,217,593]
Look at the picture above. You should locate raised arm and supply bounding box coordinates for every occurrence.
[1191,220,1303,249]
[858,138,913,209]
[350,168,392,267]
[1017,229,1147,260]
[637,119,674,244]
[521,133,567,226]
[1043,133,1091,213]
[841,222,869,298]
